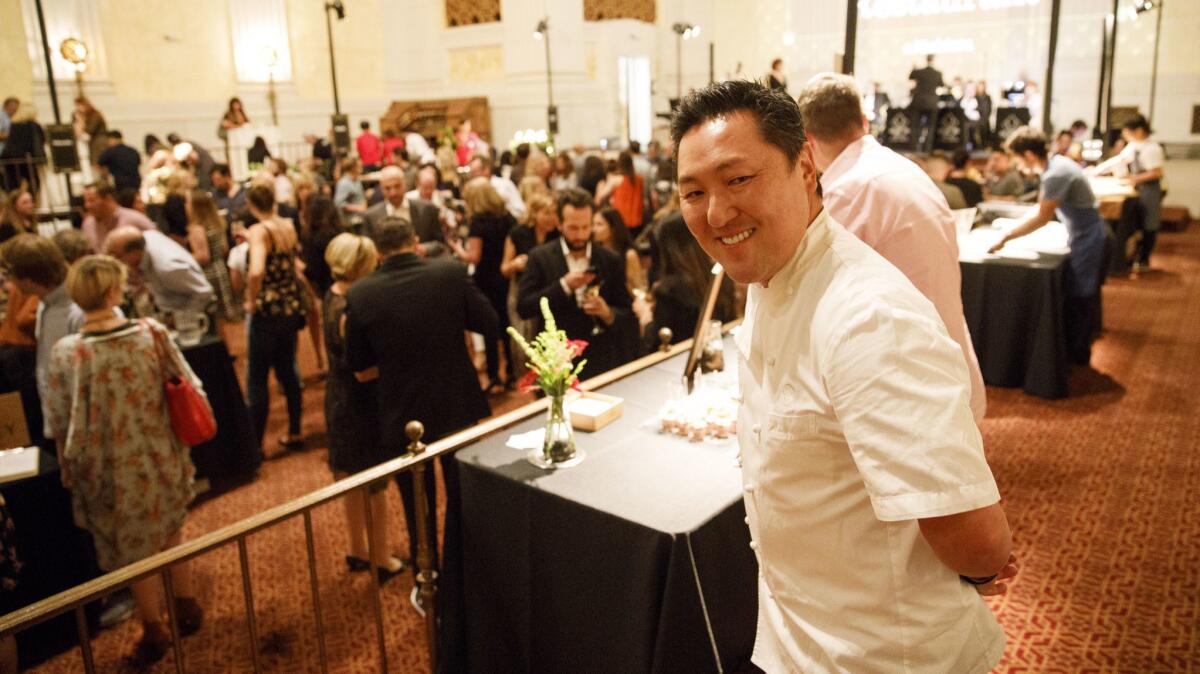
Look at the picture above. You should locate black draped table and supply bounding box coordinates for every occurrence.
[455,345,757,673]
[181,334,261,489]
[960,253,1069,399]
[0,334,258,666]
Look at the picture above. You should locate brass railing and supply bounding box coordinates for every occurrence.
[0,334,695,673]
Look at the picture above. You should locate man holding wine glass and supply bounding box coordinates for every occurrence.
[516,188,636,376]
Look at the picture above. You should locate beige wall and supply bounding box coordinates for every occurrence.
[286,0,384,103]
[95,0,235,103]
[0,0,34,102]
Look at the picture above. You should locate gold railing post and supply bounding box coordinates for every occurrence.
[406,420,439,673]
[301,510,330,673]
[361,484,388,672]
[161,569,185,673]
[658,327,674,352]
[236,538,263,673]
[73,605,96,674]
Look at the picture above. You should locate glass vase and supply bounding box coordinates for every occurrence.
[527,393,585,469]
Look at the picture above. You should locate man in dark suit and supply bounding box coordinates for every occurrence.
[361,166,448,257]
[909,54,944,153]
[344,217,496,649]
[517,188,636,377]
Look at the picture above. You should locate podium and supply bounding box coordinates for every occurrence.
[226,124,282,181]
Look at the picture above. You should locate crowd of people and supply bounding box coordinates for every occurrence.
[0,69,1169,668]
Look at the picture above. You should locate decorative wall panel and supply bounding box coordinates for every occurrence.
[446,0,500,28]
[585,0,655,23]
[448,46,504,84]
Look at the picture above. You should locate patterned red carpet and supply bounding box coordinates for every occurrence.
[28,226,1200,672]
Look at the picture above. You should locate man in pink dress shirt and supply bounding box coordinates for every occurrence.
[81,181,156,253]
[798,73,986,420]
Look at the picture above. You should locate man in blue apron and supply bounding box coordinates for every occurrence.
[991,126,1106,365]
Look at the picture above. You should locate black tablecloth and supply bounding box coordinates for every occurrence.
[181,335,261,488]
[2,450,102,668]
[455,348,757,673]
[960,255,1068,399]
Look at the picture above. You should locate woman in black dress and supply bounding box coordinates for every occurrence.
[639,212,735,353]
[462,177,517,392]
[321,232,405,580]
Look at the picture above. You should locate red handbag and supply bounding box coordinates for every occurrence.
[147,320,217,445]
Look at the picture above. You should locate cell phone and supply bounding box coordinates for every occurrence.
[585,264,599,276]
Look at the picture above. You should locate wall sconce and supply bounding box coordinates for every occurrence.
[59,37,89,96]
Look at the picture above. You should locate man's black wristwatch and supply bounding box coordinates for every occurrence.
[960,574,998,586]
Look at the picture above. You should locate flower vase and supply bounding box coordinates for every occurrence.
[528,394,585,469]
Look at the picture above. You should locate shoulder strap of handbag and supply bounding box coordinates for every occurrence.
[142,318,179,382]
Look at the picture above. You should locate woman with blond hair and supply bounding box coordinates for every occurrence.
[517,175,549,214]
[321,233,406,579]
[500,193,559,378]
[461,177,516,392]
[44,255,204,665]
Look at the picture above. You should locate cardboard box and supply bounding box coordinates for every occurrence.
[567,392,623,432]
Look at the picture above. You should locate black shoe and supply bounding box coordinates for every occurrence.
[345,555,371,573]
[375,557,409,585]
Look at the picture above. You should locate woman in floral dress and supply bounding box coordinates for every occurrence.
[44,256,203,665]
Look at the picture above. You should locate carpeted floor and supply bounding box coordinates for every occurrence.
[28,226,1200,672]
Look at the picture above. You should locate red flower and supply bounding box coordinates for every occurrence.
[567,339,589,357]
[518,369,540,394]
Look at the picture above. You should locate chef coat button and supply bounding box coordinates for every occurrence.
[752,424,761,434]
[749,540,759,550]
[743,482,756,493]
[767,591,775,599]
[767,357,776,367]
[744,516,750,525]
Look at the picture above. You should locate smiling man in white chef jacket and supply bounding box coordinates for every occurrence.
[672,80,1017,673]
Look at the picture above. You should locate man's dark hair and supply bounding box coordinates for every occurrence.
[1122,114,1151,133]
[115,187,139,209]
[556,187,594,221]
[211,163,231,178]
[107,129,123,141]
[360,120,370,130]
[247,184,275,213]
[2,97,17,108]
[515,143,531,160]
[1005,126,1049,160]
[1069,119,1088,131]
[671,79,806,168]
[629,140,641,154]
[952,148,970,170]
[373,217,416,254]
[166,132,181,145]
[85,181,117,200]
[0,234,68,287]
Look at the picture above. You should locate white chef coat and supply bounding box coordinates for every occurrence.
[736,210,1005,674]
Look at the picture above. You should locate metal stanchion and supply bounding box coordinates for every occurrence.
[406,421,439,672]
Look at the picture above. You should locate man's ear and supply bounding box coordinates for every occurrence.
[800,143,823,200]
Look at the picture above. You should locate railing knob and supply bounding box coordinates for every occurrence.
[405,421,426,455]
[657,327,673,352]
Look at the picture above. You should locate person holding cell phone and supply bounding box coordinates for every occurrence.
[516,188,636,377]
